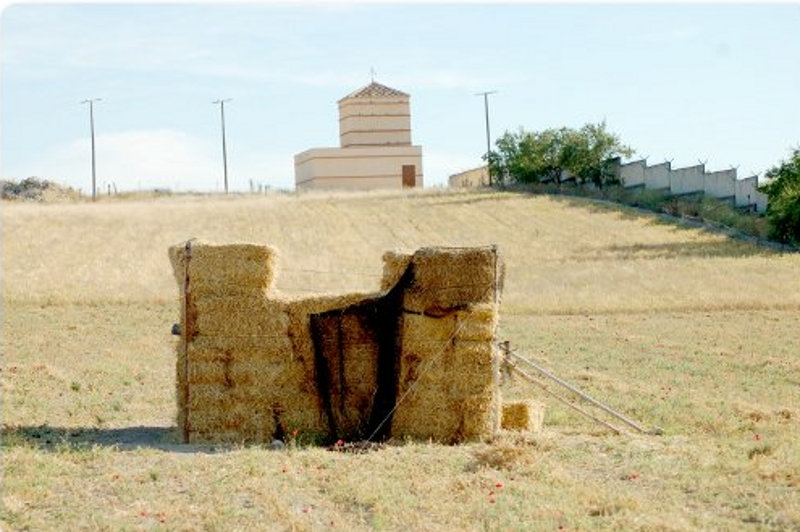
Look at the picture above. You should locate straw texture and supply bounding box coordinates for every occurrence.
[169,240,504,444]
[501,400,545,434]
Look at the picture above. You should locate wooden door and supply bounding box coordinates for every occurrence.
[402,165,416,188]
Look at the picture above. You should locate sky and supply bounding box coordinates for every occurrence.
[1,2,799,193]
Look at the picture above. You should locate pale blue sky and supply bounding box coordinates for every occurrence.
[2,2,799,192]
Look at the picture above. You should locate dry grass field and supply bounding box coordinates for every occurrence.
[2,188,798,531]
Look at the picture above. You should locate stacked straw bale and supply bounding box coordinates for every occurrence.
[170,241,504,444]
[501,400,545,434]
[169,241,328,443]
[390,247,503,443]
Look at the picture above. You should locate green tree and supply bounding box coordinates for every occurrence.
[760,147,800,245]
[487,121,633,187]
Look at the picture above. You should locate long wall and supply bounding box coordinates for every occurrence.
[617,159,768,213]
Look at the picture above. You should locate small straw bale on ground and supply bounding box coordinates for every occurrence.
[501,400,545,434]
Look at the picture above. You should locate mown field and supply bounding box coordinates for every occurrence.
[2,188,798,531]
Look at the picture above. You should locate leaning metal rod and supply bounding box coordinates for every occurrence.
[507,362,622,435]
[509,350,648,434]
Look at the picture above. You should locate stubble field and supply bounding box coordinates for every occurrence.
[2,188,798,530]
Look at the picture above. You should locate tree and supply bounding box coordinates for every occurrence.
[760,147,800,245]
[486,121,633,187]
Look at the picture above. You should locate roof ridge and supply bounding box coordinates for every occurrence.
[339,81,409,101]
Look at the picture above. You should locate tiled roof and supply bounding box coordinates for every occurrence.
[340,82,409,101]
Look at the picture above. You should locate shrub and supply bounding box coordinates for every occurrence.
[760,148,800,246]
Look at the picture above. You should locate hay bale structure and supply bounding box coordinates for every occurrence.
[169,241,504,444]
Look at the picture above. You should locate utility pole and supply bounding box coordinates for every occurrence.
[475,91,497,186]
[81,98,102,201]
[212,99,232,193]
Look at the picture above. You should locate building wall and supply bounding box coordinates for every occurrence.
[340,115,410,135]
[339,130,412,147]
[338,99,411,148]
[644,162,671,190]
[449,166,490,188]
[295,146,423,190]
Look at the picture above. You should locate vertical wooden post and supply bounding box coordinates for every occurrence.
[182,240,194,443]
[499,340,512,385]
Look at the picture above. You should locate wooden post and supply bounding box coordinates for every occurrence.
[182,240,194,443]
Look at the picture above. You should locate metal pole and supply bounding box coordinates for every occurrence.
[213,99,231,194]
[81,98,101,201]
[475,91,497,186]
[509,350,649,434]
[508,362,622,434]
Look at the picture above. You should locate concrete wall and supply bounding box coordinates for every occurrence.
[295,146,423,190]
[444,151,771,214]
[644,162,671,190]
[449,166,490,188]
[735,175,768,213]
[619,159,768,213]
[669,164,705,195]
[619,159,646,188]
[704,169,736,201]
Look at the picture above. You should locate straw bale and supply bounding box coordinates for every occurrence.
[169,241,277,297]
[402,312,456,343]
[187,383,316,413]
[173,240,505,444]
[381,251,412,291]
[391,391,496,442]
[193,296,289,337]
[393,339,497,441]
[187,335,294,358]
[403,247,500,313]
[186,358,307,388]
[185,380,328,442]
[453,305,497,341]
[395,347,492,387]
[501,400,545,434]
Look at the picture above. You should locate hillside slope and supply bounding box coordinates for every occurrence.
[3,189,796,311]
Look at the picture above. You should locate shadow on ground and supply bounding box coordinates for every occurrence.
[1,425,233,454]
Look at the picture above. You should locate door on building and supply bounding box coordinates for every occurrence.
[402,165,416,188]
